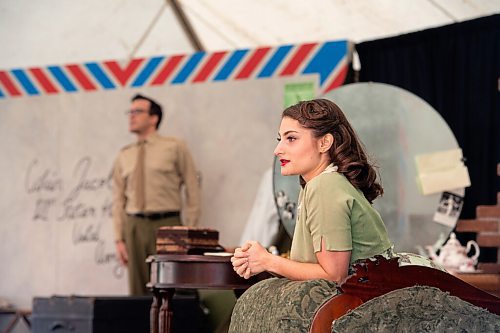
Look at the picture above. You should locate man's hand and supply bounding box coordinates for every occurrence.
[115,240,128,266]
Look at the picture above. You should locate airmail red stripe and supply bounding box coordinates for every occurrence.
[0,71,21,96]
[151,55,185,85]
[280,43,317,76]
[66,64,97,91]
[104,59,144,86]
[29,68,58,93]
[235,47,271,79]
[323,62,348,93]
[192,52,226,83]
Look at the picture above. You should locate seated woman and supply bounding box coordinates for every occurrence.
[229,99,394,332]
[232,98,392,282]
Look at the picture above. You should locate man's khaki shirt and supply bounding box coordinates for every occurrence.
[112,132,200,241]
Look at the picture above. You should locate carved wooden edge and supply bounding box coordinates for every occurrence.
[310,293,363,333]
[341,256,499,313]
[309,256,500,333]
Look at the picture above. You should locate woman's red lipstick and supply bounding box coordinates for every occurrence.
[280,159,290,166]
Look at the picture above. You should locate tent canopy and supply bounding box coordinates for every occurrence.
[1,0,499,68]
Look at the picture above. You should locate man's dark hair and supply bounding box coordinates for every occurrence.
[132,94,163,129]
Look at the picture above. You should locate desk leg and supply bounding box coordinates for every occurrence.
[151,290,161,333]
[158,289,174,333]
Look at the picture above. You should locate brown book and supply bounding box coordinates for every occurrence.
[156,226,224,254]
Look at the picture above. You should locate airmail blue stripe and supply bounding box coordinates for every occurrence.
[85,63,115,89]
[172,52,205,84]
[257,45,293,78]
[0,87,4,98]
[131,56,164,87]
[12,69,39,95]
[302,41,347,85]
[213,49,248,81]
[48,66,77,92]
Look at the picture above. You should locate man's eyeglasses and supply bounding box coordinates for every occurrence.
[125,109,148,116]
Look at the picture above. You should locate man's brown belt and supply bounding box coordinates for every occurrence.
[130,211,180,220]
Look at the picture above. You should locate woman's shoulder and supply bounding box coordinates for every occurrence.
[306,171,352,194]
[309,170,348,186]
[303,172,356,210]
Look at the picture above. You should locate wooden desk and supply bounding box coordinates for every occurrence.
[452,272,500,297]
[147,254,269,333]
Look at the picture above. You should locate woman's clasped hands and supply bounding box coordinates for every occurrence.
[231,240,270,279]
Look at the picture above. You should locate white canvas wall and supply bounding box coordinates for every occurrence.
[0,74,318,308]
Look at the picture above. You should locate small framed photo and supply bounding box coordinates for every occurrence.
[433,191,464,227]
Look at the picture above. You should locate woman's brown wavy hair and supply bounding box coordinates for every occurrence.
[282,98,383,203]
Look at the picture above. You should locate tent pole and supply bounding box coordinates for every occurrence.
[168,0,205,51]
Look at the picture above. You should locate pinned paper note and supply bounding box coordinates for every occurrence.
[415,148,471,195]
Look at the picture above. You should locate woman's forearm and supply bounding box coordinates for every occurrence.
[234,240,350,282]
[265,255,343,282]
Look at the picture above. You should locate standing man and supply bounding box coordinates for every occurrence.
[112,94,201,295]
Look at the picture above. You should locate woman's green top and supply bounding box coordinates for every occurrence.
[290,164,392,264]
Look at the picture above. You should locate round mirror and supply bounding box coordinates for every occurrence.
[272,155,300,237]
[273,82,464,253]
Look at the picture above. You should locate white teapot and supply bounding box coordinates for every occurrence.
[426,232,480,272]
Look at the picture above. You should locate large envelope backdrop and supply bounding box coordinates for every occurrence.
[0,40,349,307]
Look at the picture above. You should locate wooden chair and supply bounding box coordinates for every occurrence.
[310,256,500,333]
